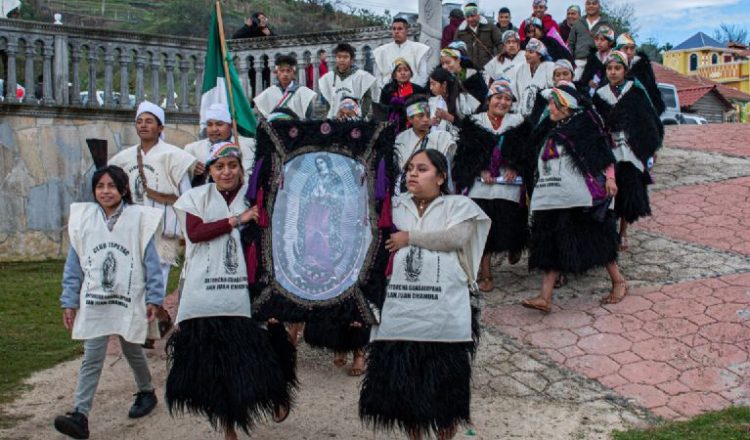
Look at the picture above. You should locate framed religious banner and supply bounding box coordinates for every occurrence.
[241,119,398,326]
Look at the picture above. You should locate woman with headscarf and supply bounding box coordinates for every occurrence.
[439,41,489,106]
[577,25,616,95]
[523,82,628,312]
[593,51,663,251]
[360,148,490,440]
[378,57,427,133]
[523,16,574,63]
[166,142,297,440]
[512,38,555,117]
[616,33,666,116]
[453,78,532,292]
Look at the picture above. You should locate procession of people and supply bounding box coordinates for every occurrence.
[55,2,664,439]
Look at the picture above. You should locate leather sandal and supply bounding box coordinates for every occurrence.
[602,280,629,304]
[333,352,347,368]
[521,297,551,313]
[273,404,290,423]
[478,276,494,292]
[554,273,568,289]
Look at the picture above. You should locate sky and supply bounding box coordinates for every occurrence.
[340,0,750,46]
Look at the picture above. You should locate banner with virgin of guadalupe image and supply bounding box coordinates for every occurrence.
[242,119,398,325]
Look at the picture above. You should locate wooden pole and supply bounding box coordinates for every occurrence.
[215,1,239,143]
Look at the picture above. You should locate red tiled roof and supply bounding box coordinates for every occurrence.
[678,86,716,107]
[652,63,750,105]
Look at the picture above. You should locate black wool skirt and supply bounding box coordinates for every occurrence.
[165,317,297,435]
[303,320,371,352]
[359,340,474,436]
[473,198,529,254]
[528,207,619,274]
[615,161,652,224]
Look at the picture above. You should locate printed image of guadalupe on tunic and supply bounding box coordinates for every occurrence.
[294,155,346,285]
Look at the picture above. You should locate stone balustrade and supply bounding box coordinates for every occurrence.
[0,18,419,115]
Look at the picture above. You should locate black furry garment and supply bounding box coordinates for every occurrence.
[461,71,490,107]
[576,49,608,96]
[453,117,532,255]
[593,80,664,223]
[629,52,666,116]
[615,161,652,223]
[529,207,619,273]
[527,108,618,274]
[473,198,528,254]
[165,317,297,435]
[359,312,477,436]
[302,299,371,352]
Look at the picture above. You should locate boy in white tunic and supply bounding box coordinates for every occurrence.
[484,30,526,85]
[54,165,164,439]
[184,103,256,183]
[109,101,197,293]
[253,55,317,120]
[319,43,377,119]
[373,18,431,91]
[394,96,456,170]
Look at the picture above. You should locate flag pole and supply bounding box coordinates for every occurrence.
[215,0,239,143]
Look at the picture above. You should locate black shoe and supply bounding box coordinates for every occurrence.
[128,390,157,418]
[54,410,89,439]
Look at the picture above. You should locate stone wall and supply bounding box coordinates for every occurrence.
[0,105,199,261]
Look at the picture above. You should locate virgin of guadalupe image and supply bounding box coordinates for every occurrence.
[293,154,346,284]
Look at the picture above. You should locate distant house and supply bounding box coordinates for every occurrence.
[653,63,750,123]
[663,32,750,97]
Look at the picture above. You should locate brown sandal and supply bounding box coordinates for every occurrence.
[521,297,552,313]
[333,352,347,368]
[602,280,629,304]
[273,404,290,423]
[478,276,494,292]
[554,273,568,289]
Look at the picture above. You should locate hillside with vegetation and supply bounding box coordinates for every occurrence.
[19,0,390,37]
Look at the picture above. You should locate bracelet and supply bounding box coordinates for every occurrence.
[234,214,242,228]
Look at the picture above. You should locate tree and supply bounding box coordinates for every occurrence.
[602,0,639,38]
[713,23,749,45]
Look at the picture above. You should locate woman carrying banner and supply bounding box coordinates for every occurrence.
[54,165,164,439]
[166,142,296,440]
[360,149,490,440]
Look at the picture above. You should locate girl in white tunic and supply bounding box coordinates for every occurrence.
[166,143,296,440]
[360,149,490,440]
[453,79,532,292]
[429,67,481,137]
[54,165,164,439]
[512,38,555,117]
[592,51,663,251]
[523,83,628,313]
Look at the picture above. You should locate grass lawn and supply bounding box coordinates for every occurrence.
[0,260,180,427]
[612,406,750,439]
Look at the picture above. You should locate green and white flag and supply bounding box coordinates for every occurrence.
[200,8,256,137]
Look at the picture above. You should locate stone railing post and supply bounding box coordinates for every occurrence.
[119,49,131,109]
[179,57,191,112]
[253,55,264,98]
[150,52,160,104]
[135,52,146,104]
[165,53,177,111]
[70,44,82,106]
[103,46,115,107]
[86,45,99,108]
[24,42,35,104]
[194,60,204,110]
[42,39,55,105]
[312,60,320,94]
[54,34,69,105]
[4,40,19,103]
[238,56,250,100]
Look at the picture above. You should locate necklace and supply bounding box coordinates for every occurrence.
[488,113,503,130]
[413,196,436,217]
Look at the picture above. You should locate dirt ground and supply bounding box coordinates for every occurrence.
[0,328,652,440]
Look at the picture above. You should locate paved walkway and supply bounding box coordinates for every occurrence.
[483,124,750,420]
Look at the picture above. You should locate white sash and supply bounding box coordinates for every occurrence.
[319,69,376,118]
[467,113,524,202]
[174,183,252,324]
[109,141,196,239]
[530,144,593,211]
[371,195,490,342]
[68,203,163,343]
